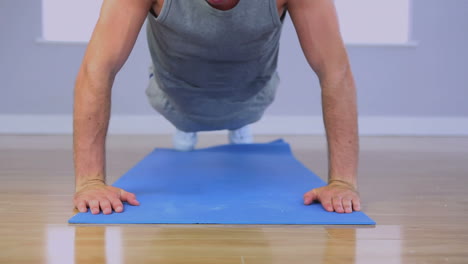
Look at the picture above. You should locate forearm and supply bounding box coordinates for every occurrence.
[320,65,359,189]
[73,65,114,190]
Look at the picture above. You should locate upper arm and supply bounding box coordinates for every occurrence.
[287,0,349,80]
[81,0,154,75]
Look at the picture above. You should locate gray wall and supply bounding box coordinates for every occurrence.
[1,0,467,117]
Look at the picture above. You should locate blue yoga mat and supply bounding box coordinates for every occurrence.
[69,139,375,225]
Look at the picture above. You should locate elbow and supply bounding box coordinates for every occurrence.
[318,63,354,92]
[74,60,115,102]
[80,60,117,82]
[318,64,357,101]
[317,61,351,85]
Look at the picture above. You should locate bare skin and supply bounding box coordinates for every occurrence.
[73,0,360,215]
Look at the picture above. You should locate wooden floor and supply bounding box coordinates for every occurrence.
[0,134,467,264]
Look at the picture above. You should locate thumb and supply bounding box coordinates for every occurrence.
[303,189,318,205]
[120,190,140,206]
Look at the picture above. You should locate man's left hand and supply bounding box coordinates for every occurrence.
[303,180,361,213]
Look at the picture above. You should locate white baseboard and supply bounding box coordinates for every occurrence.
[0,114,467,136]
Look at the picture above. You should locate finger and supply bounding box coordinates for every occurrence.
[303,190,318,205]
[321,195,333,212]
[76,201,88,213]
[88,200,100,214]
[352,197,361,211]
[99,200,112,215]
[342,197,353,213]
[332,197,344,213]
[121,190,140,206]
[109,198,124,213]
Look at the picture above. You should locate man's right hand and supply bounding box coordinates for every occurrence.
[73,181,140,215]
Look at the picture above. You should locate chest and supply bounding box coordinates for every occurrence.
[153,0,288,18]
[147,0,285,63]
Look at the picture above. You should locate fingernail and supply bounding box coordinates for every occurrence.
[116,206,122,211]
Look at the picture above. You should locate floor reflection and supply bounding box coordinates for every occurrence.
[116,227,274,263]
[74,226,106,263]
[45,225,401,263]
[324,228,356,263]
[105,227,123,264]
[46,225,75,264]
[325,226,402,264]
[51,225,274,263]
[355,226,402,264]
[46,225,122,264]
[75,226,123,264]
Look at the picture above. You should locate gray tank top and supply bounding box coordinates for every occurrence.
[146,0,286,132]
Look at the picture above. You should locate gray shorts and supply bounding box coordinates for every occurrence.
[145,65,279,132]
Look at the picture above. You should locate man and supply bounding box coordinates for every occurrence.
[73,0,361,215]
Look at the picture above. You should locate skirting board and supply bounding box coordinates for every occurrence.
[0,115,467,136]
